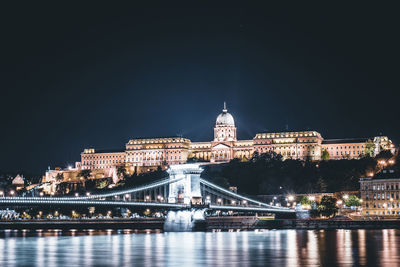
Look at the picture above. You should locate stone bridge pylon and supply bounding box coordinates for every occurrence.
[167,164,203,204]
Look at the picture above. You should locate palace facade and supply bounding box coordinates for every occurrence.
[76,104,394,172]
[360,169,400,217]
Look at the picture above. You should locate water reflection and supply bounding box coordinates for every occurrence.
[0,229,399,266]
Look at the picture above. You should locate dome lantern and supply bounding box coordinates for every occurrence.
[215,102,235,126]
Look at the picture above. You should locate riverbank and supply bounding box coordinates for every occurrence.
[0,218,164,230]
[1,217,400,231]
[206,217,400,230]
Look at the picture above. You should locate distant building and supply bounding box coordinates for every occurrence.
[360,169,400,217]
[74,103,394,173]
[12,174,24,190]
[322,136,393,160]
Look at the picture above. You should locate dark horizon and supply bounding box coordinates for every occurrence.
[1,3,399,174]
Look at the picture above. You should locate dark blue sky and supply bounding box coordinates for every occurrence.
[1,3,399,174]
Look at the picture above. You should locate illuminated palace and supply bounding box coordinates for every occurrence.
[77,104,394,172]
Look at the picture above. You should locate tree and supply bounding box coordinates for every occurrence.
[317,178,327,192]
[375,150,393,161]
[299,196,311,206]
[78,169,91,180]
[117,166,127,179]
[345,195,361,207]
[55,173,64,181]
[365,139,375,157]
[321,149,330,161]
[317,196,338,218]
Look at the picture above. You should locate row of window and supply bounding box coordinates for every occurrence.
[363,184,400,191]
[83,160,123,165]
[127,151,182,156]
[326,145,364,150]
[366,193,400,200]
[366,202,400,209]
[330,151,363,156]
[83,155,124,160]
[366,211,400,215]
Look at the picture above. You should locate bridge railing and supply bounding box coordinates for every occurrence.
[199,178,293,211]
[0,176,183,202]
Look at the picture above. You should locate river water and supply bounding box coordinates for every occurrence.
[0,229,399,266]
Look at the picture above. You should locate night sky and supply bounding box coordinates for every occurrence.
[1,3,399,174]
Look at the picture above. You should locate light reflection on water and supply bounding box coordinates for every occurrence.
[0,229,399,266]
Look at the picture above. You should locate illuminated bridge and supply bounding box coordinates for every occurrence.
[0,164,294,214]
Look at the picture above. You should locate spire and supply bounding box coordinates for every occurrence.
[223,101,227,112]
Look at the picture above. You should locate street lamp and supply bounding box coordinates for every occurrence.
[288,195,294,201]
[9,190,15,196]
[343,194,349,200]
[75,193,79,197]
[86,192,91,197]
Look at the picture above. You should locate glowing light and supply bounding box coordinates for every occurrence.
[337,200,343,205]
[288,195,294,201]
[308,196,315,201]
[75,193,79,197]
[343,195,349,200]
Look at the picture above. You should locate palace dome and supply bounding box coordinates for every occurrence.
[216,104,235,126]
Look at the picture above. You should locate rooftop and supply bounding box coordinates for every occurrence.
[367,168,400,180]
[322,138,370,145]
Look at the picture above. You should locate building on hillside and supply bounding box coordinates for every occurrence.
[73,103,393,174]
[360,169,400,217]
[12,174,25,190]
[322,136,393,160]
